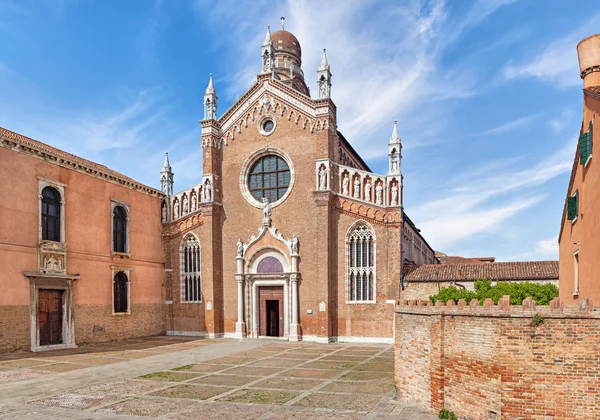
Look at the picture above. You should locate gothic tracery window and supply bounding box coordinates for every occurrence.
[41,186,61,242]
[181,235,201,303]
[347,223,375,302]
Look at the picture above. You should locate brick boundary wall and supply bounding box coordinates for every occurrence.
[394,296,600,419]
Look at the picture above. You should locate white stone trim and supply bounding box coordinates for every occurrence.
[27,275,77,352]
[251,279,289,339]
[110,199,131,256]
[38,178,66,243]
[180,233,202,303]
[111,266,132,315]
[239,147,295,209]
[345,220,377,304]
[166,330,206,337]
[257,114,277,136]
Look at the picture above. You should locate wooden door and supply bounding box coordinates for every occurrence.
[39,290,63,346]
[259,286,284,337]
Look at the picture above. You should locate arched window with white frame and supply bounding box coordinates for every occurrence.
[181,235,201,303]
[347,222,375,302]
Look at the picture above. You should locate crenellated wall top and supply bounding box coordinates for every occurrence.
[395,296,600,318]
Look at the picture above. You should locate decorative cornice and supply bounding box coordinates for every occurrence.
[162,212,204,238]
[1,128,164,198]
[335,196,402,226]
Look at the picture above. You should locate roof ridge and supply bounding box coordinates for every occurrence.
[0,127,163,197]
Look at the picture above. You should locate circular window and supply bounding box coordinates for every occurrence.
[248,155,290,203]
[262,119,274,133]
[258,116,276,136]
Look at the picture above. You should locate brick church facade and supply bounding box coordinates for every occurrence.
[0,22,435,353]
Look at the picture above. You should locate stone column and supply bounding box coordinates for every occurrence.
[289,252,301,341]
[235,256,246,338]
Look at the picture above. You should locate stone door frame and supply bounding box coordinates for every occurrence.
[249,276,289,339]
[25,273,78,352]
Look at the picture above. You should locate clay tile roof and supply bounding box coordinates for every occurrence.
[437,256,495,264]
[0,126,162,196]
[402,261,559,282]
[584,85,600,96]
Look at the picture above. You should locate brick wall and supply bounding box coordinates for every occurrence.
[395,297,600,419]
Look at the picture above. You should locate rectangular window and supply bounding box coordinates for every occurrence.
[567,191,578,221]
[580,121,593,165]
[574,251,580,295]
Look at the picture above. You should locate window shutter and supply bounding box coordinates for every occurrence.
[568,193,578,221]
[589,120,593,160]
[580,132,590,164]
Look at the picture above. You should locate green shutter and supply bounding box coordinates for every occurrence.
[580,121,594,165]
[580,132,590,164]
[568,192,578,221]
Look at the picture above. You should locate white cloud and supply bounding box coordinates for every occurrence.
[503,12,600,87]
[193,0,519,160]
[536,236,559,255]
[412,141,573,248]
[478,113,540,136]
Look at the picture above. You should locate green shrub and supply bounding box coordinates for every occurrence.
[439,409,457,420]
[430,278,558,306]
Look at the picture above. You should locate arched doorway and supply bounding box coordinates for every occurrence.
[246,248,291,339]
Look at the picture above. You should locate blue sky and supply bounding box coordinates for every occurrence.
[1,0,596,261]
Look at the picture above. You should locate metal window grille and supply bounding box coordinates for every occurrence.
[181,236,201,302]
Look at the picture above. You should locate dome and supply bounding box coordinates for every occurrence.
[271,30,302,64]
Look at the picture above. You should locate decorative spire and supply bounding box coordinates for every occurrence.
[162,152,171,172]
[205,73,215,94]
[203,73,218,120]
[316,48,332,99]
[261,25,275,74]
[388,120,402,175]
[319,49,329,70]
[263,25,272,45]
[390,120,401,143]
[280,16,285,30]
[160,152,174,196]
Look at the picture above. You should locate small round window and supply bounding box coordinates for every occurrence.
[262,119,275,134]
[248,155,290,203]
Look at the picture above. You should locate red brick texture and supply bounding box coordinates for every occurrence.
[395,297,600,419]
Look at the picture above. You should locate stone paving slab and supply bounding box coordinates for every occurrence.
[0,337,438,419]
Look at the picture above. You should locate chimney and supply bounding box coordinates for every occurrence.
[577,34,600,88]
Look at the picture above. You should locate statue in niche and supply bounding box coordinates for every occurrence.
[182,195,188,214]
[291,234,298,254]
[391,152,399,172]
[342,174,349,195]
[364,182,372,202]
[173,200,179,218]
[191,194,197,211]
[204,182,212,202]
[319,79,328,98]
[375,183,383,205]
[262,197,272,226]
[391,184,398,206]
[353,178,360,199]
[161,205,167,222]
[319,166,327,190]
[237,239,244,257]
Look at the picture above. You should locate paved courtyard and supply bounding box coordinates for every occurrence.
[0,336,436,419]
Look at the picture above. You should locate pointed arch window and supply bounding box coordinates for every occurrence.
[41,187,61,242]
[181,235,201,303]
[347,223,375,302]
[113,206,127,253]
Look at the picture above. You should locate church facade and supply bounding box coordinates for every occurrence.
[0,22,436,353]
[161,23,435,343]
